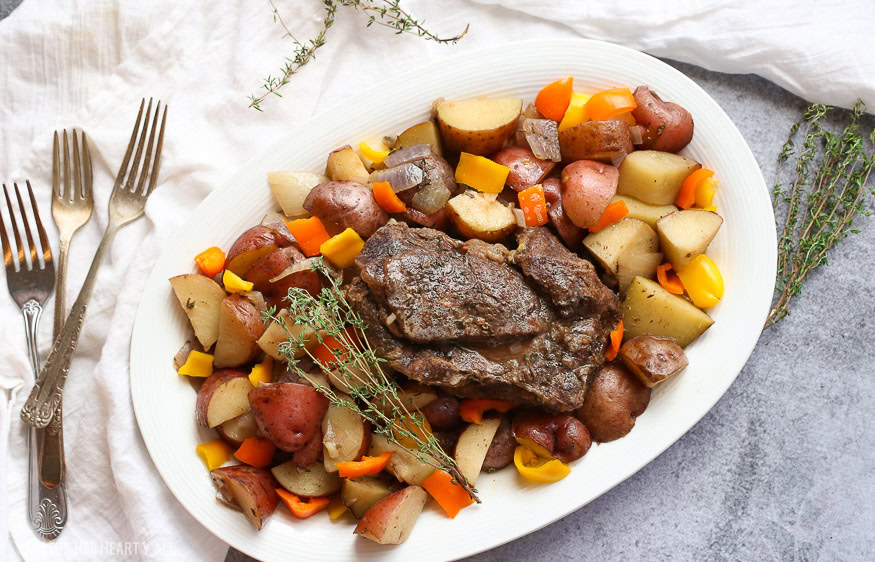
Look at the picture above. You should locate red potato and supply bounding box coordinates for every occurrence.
[322,401,370,472]
[272,459,341,497]
[512,412,592,463]
[355,486,429,545]
[631,86,694,153]
[225,225,292,276]
[244,246,322,308]
[491,147,555,191]
[403,206,451,231]
[213,294,266,369]
[292,427,325,468]
[561,160,620,229]
[558,120,633,163]
[421,395,461,431]
[541,178,584,249]
[210,465,280,530]
[196,369,252,428]
[217,410,259,447]
[482,416,515,471]
[576,362,651,442]
[454,417,502,485]
[169,274,227,349]
[303,181,389,238]
[248,383,329,452]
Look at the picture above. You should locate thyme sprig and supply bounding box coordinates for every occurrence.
[263,258,479,501]
[766,101,874,328]
[249,0,468,111]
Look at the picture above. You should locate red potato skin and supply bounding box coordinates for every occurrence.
[210,465,280,530]
[195,369,250,428]
[491,147,555,192]
[225,225,293,275]
[541,178,584,249]
[421,395,461,431]
[576,362,651,443]
[403,206,451,231]
[631,86,694,153]
[214,294,267,368]
[303,181,389,238]
[292,426,324,468]
[481,416,515,471]
[512,411,592,463]
[561,160,619,229]
[244,246,322,308]
[249,383,330,452]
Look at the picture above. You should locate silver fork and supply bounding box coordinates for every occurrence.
[20,98,168,428]
[0,181,66,540]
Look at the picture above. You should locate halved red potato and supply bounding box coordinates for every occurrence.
[541,178,584,249]
[434,97,522,155]
[213,294,266,368]
[169,274,227,349]
[292,428,324,468]
[453,417,501,485]
[210,465,280,530]
[322,399,370,472]
[368,434,435,485]
[342,476,400,519]
[196,369,252,428]
[354,486,428,545]
[225,225,292,276]
[631,86,694,153]
[248,383,329,451]
[558,120,633,163]
[217,410,259,447]
[244,246,322,308]
[491,147,555,191]
[561,160,620,228]
[271,459,341,497]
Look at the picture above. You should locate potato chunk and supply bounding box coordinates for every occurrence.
[326,145,370,184]
[169,274,227,349]
[611,195,678,228]
[617,150,701,205]
[395,120,444,157]
[617,251,663,294]
[619,335,688,387]
[446,190,517,242]
[434,97,522,155]
[583,218,658,275]
[656,209,723,270]
[621,276,714,347]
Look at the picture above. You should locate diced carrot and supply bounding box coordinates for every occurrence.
[604,321,624,361]
[656,263,685,294]
[276,489,330,519]
[422,469,473,519]
[233,437,276,468]
[535,77,574,122]
[584,88,637,121]
[336,452,393,478]
[588,200,629,233]
[518,184,549,226]
[285,216,331,257]
[676,168,715,209]
[459,399,515,425]
[194,246,225,277]
[372,181,407,214]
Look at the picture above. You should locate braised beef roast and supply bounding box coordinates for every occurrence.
[347,222,618,411]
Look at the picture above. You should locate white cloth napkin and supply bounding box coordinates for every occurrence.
[1,0,872,560]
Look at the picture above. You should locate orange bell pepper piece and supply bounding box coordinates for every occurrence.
[676,168,715,209]
[372,181,407,213]
[656,263,685,295]
[584,88,637,121]
[234,437,277,468]
[422,469,474,518]
[285,216,331,257]
[535,77,574,122]
[194,246,225,277]
[588,200,629,233]
[336,452,393,478]
[276,489,330,519]
[604,320,624,361]
[311,334,348,368]
[518,184,548,226]
[459,399,515,425]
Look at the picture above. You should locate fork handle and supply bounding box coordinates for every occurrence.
[53,236,71,338]
[21,221,121,428]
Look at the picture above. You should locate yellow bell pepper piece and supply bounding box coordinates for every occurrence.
[222,270,254,293]
[196,439,233,471]
[177,350,214,378]
[455,153,510,194]
[327,497,350,521]
[320,228,365,269]
[359,141,390,165]
[249,355,273,387]
[694,176,718,209]
[513,446,571,483]
[677,254,725,309]
[558,92,591,132]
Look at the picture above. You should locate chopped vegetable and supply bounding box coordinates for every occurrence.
[222,270,253,293]
[372,181,407,213]
[359,140,390,165]
[392,416,433,449]
[320,228,365,269]
[248,355,273,387]
[368,162,423,192]
[676,168,716,209]
[518,184,548,226]
[656,263,685,295]
[522,119,562,162]
[513,445,571,483]
[311,334,347,367]
[677,254,724,308]
[276,489,331,519]
[459,398,514,424]
[336,452,394,478]
[327,497,350,521]
[177,350,214,378]
[535,76,574,121]
[585,88,637,121]
[588,200,629,234]
[605,320,624,361]
[285,216,331,257]
[234,437,277,468]
[194,246,226,278]
[196,440,232,471]
[455,152,510,194]
[383,144,431,168]
[558,92,590,132]
[422,469,474,518]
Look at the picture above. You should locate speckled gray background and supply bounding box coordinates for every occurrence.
[2,0,872,560]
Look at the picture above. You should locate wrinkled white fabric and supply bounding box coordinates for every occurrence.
[1,0,871,560]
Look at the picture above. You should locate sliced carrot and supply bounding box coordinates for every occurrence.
[276,489,330,519]
[604,321,624,361]
[588,200,629,233]
[656,263,685,295]
[518,184,549,226]
[336,452,393,478]
[459,398,515,425]
[584,88,637,121]
[372,181,407,214]
[422,469,473,519]
[535,77,574,122]
[194,246,226,277]
[233,437,276,468]
[285,216,331,257]
[676,168,715,209]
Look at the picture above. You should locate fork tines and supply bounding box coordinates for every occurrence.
[54,130,92,203]
[114,98,167,197]
[1,181,52,274]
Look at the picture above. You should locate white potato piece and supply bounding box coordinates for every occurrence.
[434,97,522,155]
[583,218,659,275]
[213,294,265,368]
[256,309,318,361]
[656,210,724,271]
[622,276,714,347]
[169,274,227,349]
[611,194,678,228]
[354,486,428,545]
[617,251,664,295]
[446,190,517,242]
[322,397,369,472]
[267,171,327,217]
[453,417,501,485]
[368,434,435,485]
[617,150,701,205]
[271,460,342,497]
[196,370,253,428]
[342,477,397,519]
[325,145,370,184]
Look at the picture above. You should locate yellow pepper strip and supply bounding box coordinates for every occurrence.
[249,355,273,387]
[513,445,571,483]
[558,92,590,132]
[196,440,233,471]
[694,176,719,209]
[677,254,725,308]
[178,350,214,378]
[327,497,350,521]
[222,270,253,293]
[455,153,510,194]
[360,140,390,165]
[320,228,365,269]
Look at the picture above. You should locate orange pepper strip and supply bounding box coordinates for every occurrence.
[422,469,474,519]
[285,216,331,257]
[459,399,515,425]
[676,168,715,209]
[194,246,226,277]
[584,88,637,121]
[276,489,330,519]
[518,184,549,226]
[311,334,347,368]
[372,181,407,214]
[233,437,276,468]
[336,452,393,478]
[588,200,629,233]
[535,77,574,122]
[656,263,685,295]
[604,321,624,361]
